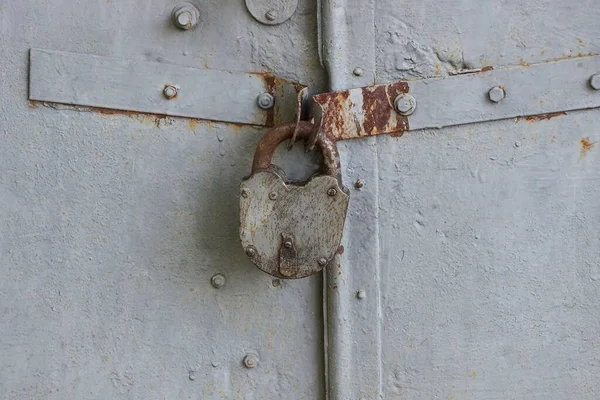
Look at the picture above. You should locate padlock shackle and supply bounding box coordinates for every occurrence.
[251,122,341,178]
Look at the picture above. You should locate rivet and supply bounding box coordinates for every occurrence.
[357,289,366,299]
[318,257,328,267]
[514,141,521,148]
[243,353,259,368]
[265,9,278,21]
[327,188,337,196]
[354,179,364,189]
[241,188,249,198]
[257,93,275,110]
[163,85,178,99]
[211,273,226,289]
[284,240,293,249]
[394,94,417,116]
[272,279,281,287]
[590,74,600,90]
[171,2,200,30]
[269,192,278,200]
[188,371,196,381]
[353,67,363,77]
[488,86,506,103]
[245,246,256,257]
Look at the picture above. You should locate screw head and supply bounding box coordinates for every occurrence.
[284,240,292,249]
[268,192,278,200]
[354,179,364,189]
[353,67,363,77]
[211,273,226,289]
[241,188,249,198]
[243,353,259,368]
[265,9,278,21]
[245,246,256,257]
[590,74,600,90]
[163,85,178,99]
[488,86,506,103]
[257,93,275,110]
[327,188,337,196]
[394,94,417,116]
[318,257,328,267]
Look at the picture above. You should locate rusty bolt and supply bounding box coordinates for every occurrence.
[488,86,506,103]
[284,240,293,249]
[257,93,275,110]
[211,273,226,289]
[245,246,256,258]
[318,257,328,267]
[163,85,178,99]
[354,179,364,189]
[265,9,278,21]
[327,188,337,196]
[268,192,278,200]
[172,2,200,30]
[241,188,249,198]
[394,94,417,116]
[353,67,363,77]
[243,353,259,368]
[590,74,600,90]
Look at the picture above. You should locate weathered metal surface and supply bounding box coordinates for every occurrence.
[312,55,600,141]
[245,0,298,25]
[29,48,305,126]
[241,122,348,279]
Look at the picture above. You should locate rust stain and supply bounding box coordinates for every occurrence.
[481,65,494,72]
[522,111,567,123]
[470,371,477,378]
[580,137,596,159]
[189,119,198,131]
[264,74,276,127]
[336,245,344,255]
[518,58,530,67]
[362,81,409,138]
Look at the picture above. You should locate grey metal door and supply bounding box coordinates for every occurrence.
[2,1,600,399]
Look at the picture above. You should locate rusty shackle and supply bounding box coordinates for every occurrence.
[251,121,342,178]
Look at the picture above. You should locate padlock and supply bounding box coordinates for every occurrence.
[239,121,349,279]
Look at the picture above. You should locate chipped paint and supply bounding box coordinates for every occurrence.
[580,137,596,159]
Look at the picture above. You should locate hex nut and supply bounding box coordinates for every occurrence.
[318,257,328,267]
[488,86,506,103]
[257,93,275,110]
[171,2,200,30]
[243,353,259,368]
[394,94,417,116]
[590,74,600,90]
[163,85,178,99]
[211,273,226,289]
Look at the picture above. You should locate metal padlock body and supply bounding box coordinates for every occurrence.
[240,122,349,279]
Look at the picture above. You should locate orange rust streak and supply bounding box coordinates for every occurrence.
[523,111,567,123]
[580,137,596,159]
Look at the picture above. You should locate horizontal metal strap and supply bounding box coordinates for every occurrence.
[313,55,600,140]
[29,48,305,126]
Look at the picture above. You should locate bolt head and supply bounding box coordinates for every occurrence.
[488,86,506,103]
[265,9,278,21]
[353,67,363,77]
[163,85,178,99]
[243,353,259,368]
[394,94,417,116]
[268,192,278,200]
[354,179,364,189]
[284,241,292,249]
[318,257,328,267]
[257,93,275,110]
[245,246,256,257]
[211,273,226,289]
[357,289,366,299]
[241,188,249,198]
[177,11,192,27]
[590,74,600,90]
[327,188,337,196]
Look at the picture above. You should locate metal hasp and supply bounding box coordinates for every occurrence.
[311,55,600,141]
[28,48,307,127]
[245,0,298,25]
[239,122,349,279]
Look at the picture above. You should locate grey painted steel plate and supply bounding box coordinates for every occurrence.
[29,48,302,126]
